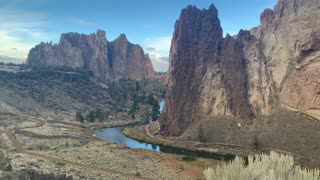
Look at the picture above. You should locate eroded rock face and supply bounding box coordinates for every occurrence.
[160,0,320,136]
[27,30,156,82]
[162,5,223,136]
[109,34,156,80]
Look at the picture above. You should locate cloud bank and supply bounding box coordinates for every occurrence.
[0,7,56,63]
[142,36,171,72]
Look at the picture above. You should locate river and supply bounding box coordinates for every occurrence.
[93,98,235,161]
[94,98,165,152]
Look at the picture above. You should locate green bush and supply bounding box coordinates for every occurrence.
[75,111,85,123]
[86,111,95,122]
[0,150,11,171]
[182,156,196,162]
[79,109,108,122]
[204,151,319,180]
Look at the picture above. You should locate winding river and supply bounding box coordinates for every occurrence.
[94,99,165,152]
[94,99,235,161]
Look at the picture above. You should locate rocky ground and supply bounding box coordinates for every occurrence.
[0,114,220,179]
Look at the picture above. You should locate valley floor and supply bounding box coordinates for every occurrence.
[0,115,219,179]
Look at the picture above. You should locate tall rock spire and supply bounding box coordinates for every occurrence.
[160,0,320,136]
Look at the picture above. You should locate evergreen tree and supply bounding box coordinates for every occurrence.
[86,111,95,122]
[95,109,104,121]
[75,111,84,123]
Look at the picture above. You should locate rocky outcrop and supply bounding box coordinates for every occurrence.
[108,34,156,80]
[27,30,156,82]
[160,0,320,136]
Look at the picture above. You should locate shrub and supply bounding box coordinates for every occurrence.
[86,111,95,122]
[95,109,106,121]
[204,151,319,180]
[0,150,11,171]
[135,172,141,176]
[182,156,196,162]
[5,163,12,171]
[75,111,84,123]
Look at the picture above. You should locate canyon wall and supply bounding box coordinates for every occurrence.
[160,0,320,136]
[27,30,156,82]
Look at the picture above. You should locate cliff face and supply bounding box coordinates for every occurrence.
[108,34,156,80]
[27,30,156,82]
[161,0,320,136]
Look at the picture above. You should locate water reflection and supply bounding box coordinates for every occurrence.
[94,127,161,152]
[94,98,235,161]
[94,127,235,161]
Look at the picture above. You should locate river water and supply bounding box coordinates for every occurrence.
[93,98,235,161]
[94,99,165,152]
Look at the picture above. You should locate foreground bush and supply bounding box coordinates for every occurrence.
[204,151,319,180]
[0,150,11,171]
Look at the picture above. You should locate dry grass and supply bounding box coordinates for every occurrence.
[204,151,320,180]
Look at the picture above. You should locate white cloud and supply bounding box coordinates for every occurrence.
[0,31,31,61]
[142,36,171,53]
[142,36,171,72]
[0,8,55,63]
[149,53,169,73]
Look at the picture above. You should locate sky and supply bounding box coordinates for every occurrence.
[0,0,277,72]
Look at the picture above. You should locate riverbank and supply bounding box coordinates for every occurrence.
[123,118,319,168]
[123,123,244,159]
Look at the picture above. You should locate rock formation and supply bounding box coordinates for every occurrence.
[26,30,156,82]
[160,0,320,136]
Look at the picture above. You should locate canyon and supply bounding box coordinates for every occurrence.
[160,0,320,136]
[1,0,320,178]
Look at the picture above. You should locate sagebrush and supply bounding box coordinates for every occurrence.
[204,151,320,180]
[0,150,11,171]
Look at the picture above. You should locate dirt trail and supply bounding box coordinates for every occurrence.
[5,130,23,153]
[5,130,149,180]
[144,124,154,139]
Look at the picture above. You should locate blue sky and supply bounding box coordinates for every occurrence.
[0,0,277,72]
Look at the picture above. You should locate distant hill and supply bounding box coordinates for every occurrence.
[0,70,165,125]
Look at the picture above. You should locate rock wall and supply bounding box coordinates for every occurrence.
[27,30,156,82]
[160,0,320,136]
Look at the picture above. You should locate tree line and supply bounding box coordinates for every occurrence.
[75,109,108,123]
[129,94,160,120]
[0,62,23,66]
